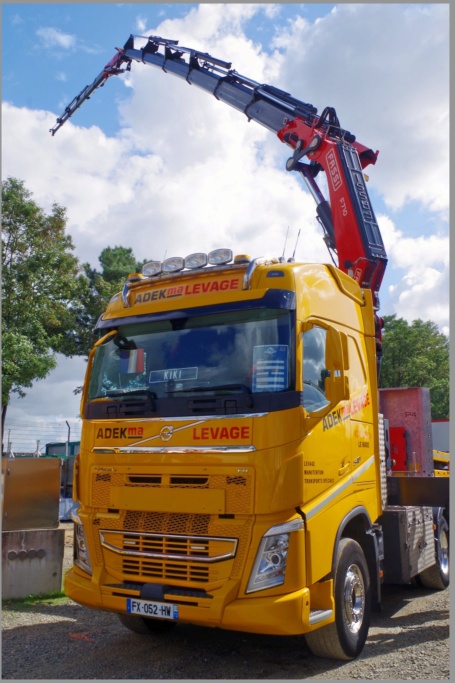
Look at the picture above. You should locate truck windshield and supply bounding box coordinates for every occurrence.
[88,309,294,400]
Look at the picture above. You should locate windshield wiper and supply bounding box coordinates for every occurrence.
[104,389,157,411]
[167,383,254,408]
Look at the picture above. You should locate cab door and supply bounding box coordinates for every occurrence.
[300,321,351,504]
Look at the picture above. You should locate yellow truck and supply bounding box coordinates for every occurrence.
[53,35,449,660]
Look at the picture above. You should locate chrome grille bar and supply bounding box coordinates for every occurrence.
[100,530,238,564]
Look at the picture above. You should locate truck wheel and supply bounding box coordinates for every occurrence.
[117,612,176,635]
[305,538,371,660]
[419,515,449,590]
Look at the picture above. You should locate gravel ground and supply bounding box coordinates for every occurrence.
[2,523,450,680]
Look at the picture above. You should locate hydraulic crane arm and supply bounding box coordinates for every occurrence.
[50,34,387,300]
[50,50,130,134]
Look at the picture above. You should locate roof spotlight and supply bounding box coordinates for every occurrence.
[163,256,185,272]
[208,248,233,265]
[141,261,162,276]
[185,252,208,269]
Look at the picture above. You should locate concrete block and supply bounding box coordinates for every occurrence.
[2,528,65,599]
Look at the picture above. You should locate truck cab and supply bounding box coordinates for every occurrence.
[66,251,383,658]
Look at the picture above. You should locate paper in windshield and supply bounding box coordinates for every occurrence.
[252,345,288,392]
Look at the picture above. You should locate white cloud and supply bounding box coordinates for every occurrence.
[2,100,322,269]
[35,25,103,57]
[11,14,23,26]
[136,15,148,33]
[36,26,76,50]
[377,213,449,331]
[389,267,449,336]
[378,214,449,270]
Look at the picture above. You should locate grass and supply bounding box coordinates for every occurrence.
[2,590,72,610]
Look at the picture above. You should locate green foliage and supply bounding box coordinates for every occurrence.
[2,331,57,403]
[98,245,140,282]
[379,315,449,419]
[2,177,83,412]
[75,246,145,357]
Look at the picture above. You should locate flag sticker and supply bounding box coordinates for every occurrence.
[119,349,145,374]
[252,345,288,392]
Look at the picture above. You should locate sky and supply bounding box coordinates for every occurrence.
[2,3,450,452]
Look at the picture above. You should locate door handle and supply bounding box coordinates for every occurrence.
[338,463,350,476]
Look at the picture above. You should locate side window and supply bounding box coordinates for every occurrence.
[302,327,330,412]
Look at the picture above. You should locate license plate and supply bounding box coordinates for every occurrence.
[126,598,179,621]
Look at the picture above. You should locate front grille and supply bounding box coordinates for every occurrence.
[91,466,254,585]
[100,529,239,586]
[123,557,210,583]
[100,529,236,562]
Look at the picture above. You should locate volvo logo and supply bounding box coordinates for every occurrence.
[160,426,174,442]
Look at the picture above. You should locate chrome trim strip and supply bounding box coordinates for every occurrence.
[91,413,268,423]
[99,530,238,564]
[94,445,256,454]
[166,412,268,420]
[309,609,333,625]
[305,456,375,521]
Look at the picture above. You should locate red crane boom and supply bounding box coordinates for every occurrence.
[50,34,387,304]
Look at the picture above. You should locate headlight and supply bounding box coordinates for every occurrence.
[246,518,304,593]
[71,508,92,575]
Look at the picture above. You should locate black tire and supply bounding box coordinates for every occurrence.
[419,515,449,590]
[117,612,177,635]
[305,538,371,660]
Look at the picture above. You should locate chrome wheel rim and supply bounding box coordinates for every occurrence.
[439,528,449,578]
[343,564,365,634]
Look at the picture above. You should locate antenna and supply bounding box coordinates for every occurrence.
[281,226,290,261]
[289,229,301,262]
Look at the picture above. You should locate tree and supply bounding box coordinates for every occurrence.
[1,177,84,434]
[379,315,449,419]
[74,246,145,357]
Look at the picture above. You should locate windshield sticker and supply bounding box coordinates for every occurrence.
[119,349,145,374]
[252,345,288,392]
[149,367,198,383]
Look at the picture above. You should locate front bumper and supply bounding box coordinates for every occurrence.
[65,568,311,636]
